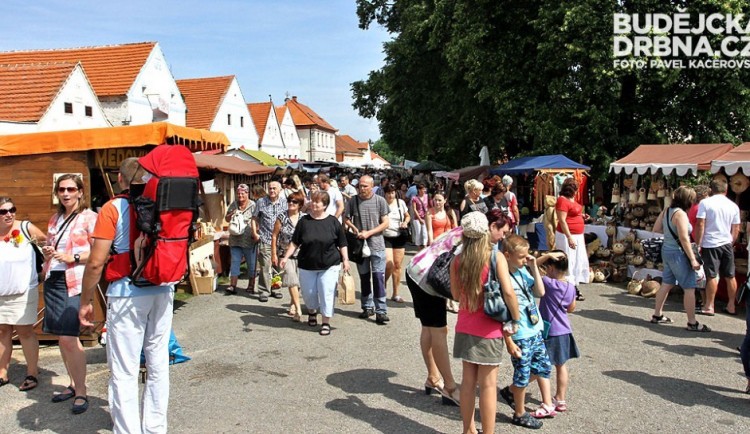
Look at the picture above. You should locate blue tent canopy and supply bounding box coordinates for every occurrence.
[489,154,589,175]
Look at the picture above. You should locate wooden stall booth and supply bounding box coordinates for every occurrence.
[192,153,275,278]
[0,122,229,345]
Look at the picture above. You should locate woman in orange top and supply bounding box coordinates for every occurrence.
[426,193,457,245]
[426,193,460,312]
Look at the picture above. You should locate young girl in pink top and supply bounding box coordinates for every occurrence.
[450,212,520,434]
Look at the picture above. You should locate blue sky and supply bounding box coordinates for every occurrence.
[0,0,389,142]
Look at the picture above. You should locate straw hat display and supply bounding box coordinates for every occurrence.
[730,173,750,195]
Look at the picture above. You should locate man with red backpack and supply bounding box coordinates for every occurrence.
[80,150,196,433]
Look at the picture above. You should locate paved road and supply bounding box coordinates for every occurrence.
[2,249,749,433]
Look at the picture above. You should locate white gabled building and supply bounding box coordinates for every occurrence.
[0,42,187,127]
[247,101,285,157]
[275,105,301,160]
[0,62,110,134]
[177,75,258,150]
[282,96,337,162]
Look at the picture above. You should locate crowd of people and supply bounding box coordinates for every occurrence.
[1,167,749,433]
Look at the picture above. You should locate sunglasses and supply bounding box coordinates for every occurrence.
[0,206,16,216]
[57,187,79,193]
[288,201,302,205]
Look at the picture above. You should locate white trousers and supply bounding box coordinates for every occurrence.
[412,219,428,246]
[555,231,590,285]
[106,292,174,434]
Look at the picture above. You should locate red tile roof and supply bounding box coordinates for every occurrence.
[247,102,273,142]
[0,62,79,122]
[275,106,287,122]
[335,134,367,155]
[176,75,234,130]
[371,151,390,164]
[283,96,337,132]
[0,42,157,97]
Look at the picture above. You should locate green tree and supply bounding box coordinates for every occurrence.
[371,139,403,165]
[352,0,750,177]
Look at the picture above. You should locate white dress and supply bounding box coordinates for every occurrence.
[0,232,39,325]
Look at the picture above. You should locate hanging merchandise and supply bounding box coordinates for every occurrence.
[611,185,621,203]
[637,187,647,205]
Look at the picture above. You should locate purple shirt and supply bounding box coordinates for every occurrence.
[539,276,575,337]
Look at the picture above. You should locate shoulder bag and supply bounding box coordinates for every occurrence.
[484,251,512,323]
[666,208,703,265]
[346,196,365,263]
[228,211,247,236]
[20,220,44,274]
[426,245,458,299]
[397,199,412,240]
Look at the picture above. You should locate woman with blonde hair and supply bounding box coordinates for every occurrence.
[450,212,520,434]
[459,179,488,218]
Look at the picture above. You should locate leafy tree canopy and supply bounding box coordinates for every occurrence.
[352,0,750,177]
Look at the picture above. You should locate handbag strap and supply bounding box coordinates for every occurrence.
[665,208,688,254]
[20,220,32,241]
[510,269,533,303]
[53,212,78,251]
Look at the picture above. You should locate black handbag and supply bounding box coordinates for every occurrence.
[346,196,365,264]
[20,220,44,273]
[484,251,512,322]
[426,245,457,299]
[397,200,412,240]
[666,209,703,265]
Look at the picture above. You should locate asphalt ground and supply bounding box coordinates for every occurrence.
[2,247,749,433]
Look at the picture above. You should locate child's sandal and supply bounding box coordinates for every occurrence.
[531,403,557,419]
[553,399,567,412]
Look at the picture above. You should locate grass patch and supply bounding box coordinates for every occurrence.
[174,292,194,302]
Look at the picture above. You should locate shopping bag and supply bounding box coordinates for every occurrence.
[337,271,356,305]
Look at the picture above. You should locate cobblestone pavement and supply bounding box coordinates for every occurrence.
[2,249,749,433]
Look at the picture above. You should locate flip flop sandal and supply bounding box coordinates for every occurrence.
[722,307,737,316]
[19,375,38,391]
[0,377,9,387]
[224,287,236,295]
[292,313,302,322]
[650,315,673,324]
[391,296,404,303]
[307,314,318,327]
[697,308,715,316]
[52,386,76,403]
[319,324,331,336]
[687,322,711,332]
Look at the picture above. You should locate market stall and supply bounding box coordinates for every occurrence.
[192,153,275,278]
[603,143,734,289]
[433,165,491,205]
[710,142,750,301]
[489,155,591,250]
[0,122,229,344]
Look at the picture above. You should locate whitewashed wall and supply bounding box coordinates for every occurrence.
[210,78,258,151]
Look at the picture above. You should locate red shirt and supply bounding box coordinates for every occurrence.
[687,203,699,240]
[556,196,584,235]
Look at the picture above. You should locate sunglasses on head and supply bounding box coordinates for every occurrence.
[57,186,79,193]
[0,206,16,216]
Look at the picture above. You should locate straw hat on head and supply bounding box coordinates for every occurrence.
[461,212,489,239]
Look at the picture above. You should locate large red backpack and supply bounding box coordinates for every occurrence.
[105,145,201,287]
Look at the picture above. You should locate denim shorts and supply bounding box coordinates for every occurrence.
[662,248,697,288]
[511,332,551,387]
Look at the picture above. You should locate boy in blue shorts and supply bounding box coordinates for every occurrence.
[500,235,555,429]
